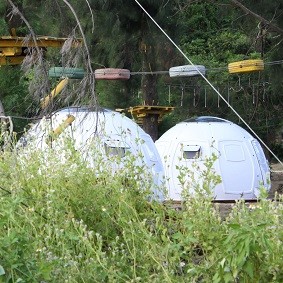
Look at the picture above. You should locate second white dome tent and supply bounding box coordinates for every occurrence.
[155,116,271,201]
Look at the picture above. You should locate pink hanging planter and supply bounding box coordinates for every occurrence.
[94,68,131,80]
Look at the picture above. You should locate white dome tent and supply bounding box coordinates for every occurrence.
[18,107,165,201]
[155,116,271,201]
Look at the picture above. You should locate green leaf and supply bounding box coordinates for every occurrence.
[0,265,5,276]
[227,223,241,229]
[224,272,234,283]
[212,272,221,283]
[224,266,230,272]
[244,261,254,278]
[220,258,226,268]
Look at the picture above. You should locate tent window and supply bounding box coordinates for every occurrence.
[104,140,129,158]
[182,145,201,159]
[104,144,126,157]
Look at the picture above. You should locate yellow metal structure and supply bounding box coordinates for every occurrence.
[228,59,264,74]
[0,35,82,66]
[128,105,174,124]
[0,46,22,56]
[0,36,81,48]
[0,56,25,65]
[41,78,69,109]
[48,114,75,143]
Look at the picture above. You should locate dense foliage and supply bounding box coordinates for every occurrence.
[0,136,283,282]
[0,0,282,154]
[0,2,282,282]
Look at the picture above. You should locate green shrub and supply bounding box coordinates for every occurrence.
[0,134,283,282]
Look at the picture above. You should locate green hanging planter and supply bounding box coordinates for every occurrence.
[48,67,85,79]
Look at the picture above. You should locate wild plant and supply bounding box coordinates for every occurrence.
[0,132,283,282]
[0,132,170,281]
[212,190,283,283]
[165,154,225,281]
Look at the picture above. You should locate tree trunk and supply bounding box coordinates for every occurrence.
[143,113,159,141]
[141,62,158,141]
[0,99,5,117]
[230,0,283,35]
[140,26,159,140]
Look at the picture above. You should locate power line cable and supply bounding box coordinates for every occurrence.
[130,59,283,75]
[134,0,283,168]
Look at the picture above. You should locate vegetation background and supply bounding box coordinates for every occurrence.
[0,1,283,282]
[0,0,282,158]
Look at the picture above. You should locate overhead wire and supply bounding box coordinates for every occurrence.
[129,59,282,75]
[134,0,283,168]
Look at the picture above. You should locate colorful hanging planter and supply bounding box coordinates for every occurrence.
[94,68,131,80]
[228,59,264,74]
[169,65,206,78]
[48,67,85,79]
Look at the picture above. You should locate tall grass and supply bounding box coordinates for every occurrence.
[0,135,283,282]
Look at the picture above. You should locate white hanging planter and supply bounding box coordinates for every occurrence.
[169,65,206,78]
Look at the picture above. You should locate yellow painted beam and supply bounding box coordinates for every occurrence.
[0,36,82,48]
[41,78,69,109]
[0,56,25,65]
[128,105,174,124]
[52,115,75,136]
[48,115,75,143]
[0,47,22,56]
[128,105,174,115]
[0,35,82,65]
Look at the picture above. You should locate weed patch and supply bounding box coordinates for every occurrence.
[0,138,283,282]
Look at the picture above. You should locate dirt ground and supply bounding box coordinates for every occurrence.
[169,163,283,217]
[269,163,283,197]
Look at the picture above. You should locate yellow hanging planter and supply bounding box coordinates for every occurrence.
[228,59,264,74]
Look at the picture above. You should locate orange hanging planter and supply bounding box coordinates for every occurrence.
[94,68,131,80]
[228,59,264,74]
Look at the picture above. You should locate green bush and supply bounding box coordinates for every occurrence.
[0,133,283,282]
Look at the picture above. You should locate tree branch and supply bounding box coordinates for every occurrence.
[62,0,99,111]
[231,0,283,36]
